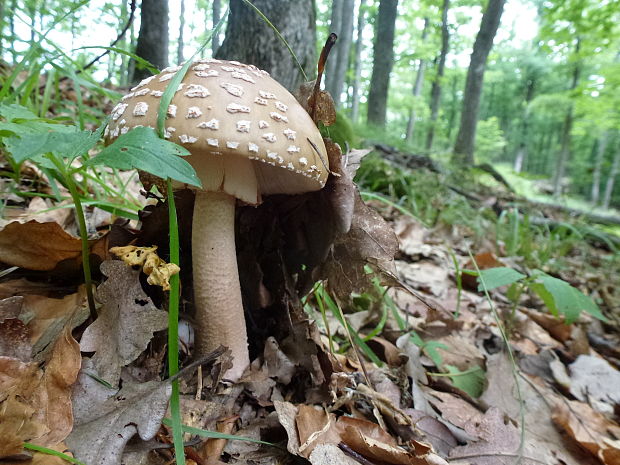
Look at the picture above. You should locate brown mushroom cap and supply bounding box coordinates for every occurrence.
[105,59,329,204]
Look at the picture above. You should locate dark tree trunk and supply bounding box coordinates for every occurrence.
[132,0,169,83]
[452,0,505,165]
[367,0,398,127]
[350,0,367,123]
[591,131,609,205]
[177,0,185,64]
[603,145,620,209]
[212,0,221,55]
[326,0,354,107]
[405,17,429,141]
[513,76,535,172]
[425,0,450,151]
[552,40,581,197]
[215,0,316,91]
[446,72,459,141]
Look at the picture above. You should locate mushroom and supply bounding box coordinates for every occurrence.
[105,60,329,380]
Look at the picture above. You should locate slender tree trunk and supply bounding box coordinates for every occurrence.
[119,0,129,86]
[216,0,316,91]
[325,0,343,94]
[212,0,221,55]
[446,71,459,141]
[9,0,16,63]
[177,0,185,63]
[405,17,429,141]
[328,0,355,107]
[132,0,169,83]
[513,76,535,172]
[0,0,5,56]
[591,131,609,205]
[552,39,581,198]
[452,0,506,165]
[602,145,620,209]
[367,0,398,127]
[351,0,367,123]
[426,0,450,151]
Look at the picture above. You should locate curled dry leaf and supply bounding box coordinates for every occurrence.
[294,81,337,127]
[323,192,399,299]
[552,398,620,465]
[568,355,620,414]
[110,245,180,291]
[0,220,104,271]
[79,260,168,385]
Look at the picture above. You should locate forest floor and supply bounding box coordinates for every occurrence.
[1,142,619,465]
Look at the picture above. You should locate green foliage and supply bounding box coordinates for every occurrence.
[87,128,200,187]
[474,117,506,162]
[323,111,358,151]
[472,266,606,324]
[445,365,486,398]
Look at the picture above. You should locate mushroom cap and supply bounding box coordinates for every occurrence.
[105,60,329,204]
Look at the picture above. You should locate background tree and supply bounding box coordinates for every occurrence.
[367,0,398,127]
[425,0,450,151]
[326,0,355,107]
[215,0,316,90]
[453,0,505,164]
[350,0,367,123]
[132,0,169,83]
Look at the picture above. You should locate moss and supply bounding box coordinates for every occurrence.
[320,111,358,151]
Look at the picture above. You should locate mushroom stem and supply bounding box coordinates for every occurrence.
[192,190,249,381]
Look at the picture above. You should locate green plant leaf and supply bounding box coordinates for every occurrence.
[445,365,486,398]
[477,267,526,291]
[530,271,606,323]
[87,127,201,187]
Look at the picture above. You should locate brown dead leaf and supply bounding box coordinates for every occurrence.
[324,192,398,299]
[340,424,429,465]
[294,81,336,126]
[0,221,83,270]
[0,296,31,361]
[296,405,341,457]
[325,140,355,234]
[552,398,620,465]
[79,260,168,385]
[0,327,80,458]
[24,288,89,362]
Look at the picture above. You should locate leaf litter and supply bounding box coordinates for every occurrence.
[1,108,620,465]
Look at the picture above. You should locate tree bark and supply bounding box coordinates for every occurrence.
[425,0,449,151]
[367,0,398,127]
[405,17,429,141]
[591,131,609,205]
[177,0,185,64]
[132,0,169,83]
[552,39,581,197]
[452,0,505,165]
[350,0,367,123]
[513,75,535,172]
[325,0,343,94]
[602,145,620,209]
[212,0,221,55]
[215,0,316,91]
[327,0,354,107]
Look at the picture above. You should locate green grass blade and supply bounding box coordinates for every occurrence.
[23,443,86,465]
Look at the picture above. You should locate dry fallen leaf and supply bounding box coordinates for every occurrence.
[552,398,620,465]
[0,220,101,271]
[568,355,620,414]
[0,325,81,459]
[79,260,168,385]
[66,378,172,465]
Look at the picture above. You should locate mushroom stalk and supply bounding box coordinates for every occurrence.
[192,190,249,381]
